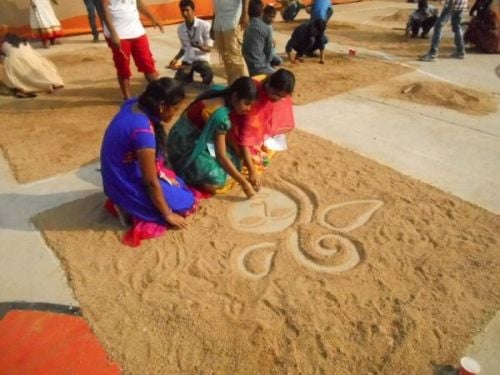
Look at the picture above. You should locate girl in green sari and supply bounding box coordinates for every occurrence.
[167,77,259,198]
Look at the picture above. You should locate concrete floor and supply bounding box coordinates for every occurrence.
[0,1,499,373]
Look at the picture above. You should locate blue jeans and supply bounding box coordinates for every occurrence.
[428,5,465,56]
[83,0,105,38]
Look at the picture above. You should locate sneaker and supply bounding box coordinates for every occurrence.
[450,52,465,59]
[93,35,99,43]
[419,54,436,62]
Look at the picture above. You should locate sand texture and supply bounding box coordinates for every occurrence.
[35,130,500,374]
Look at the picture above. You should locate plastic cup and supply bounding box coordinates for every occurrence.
[459,357,481,375]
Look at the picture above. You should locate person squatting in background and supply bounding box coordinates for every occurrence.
[286,18,328,64]
[169,0,214,85]
[464,0,500,53]
[406,0,439,38]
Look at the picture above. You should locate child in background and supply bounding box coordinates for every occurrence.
[406,0,438,38]
[263,5,283,67]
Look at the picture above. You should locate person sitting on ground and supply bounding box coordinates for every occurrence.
[278,0,306,22]
[310,0,334,23]
[262,5,283,67]
[167,77,259,198]
[168,0,214,85]
[464,0,499,53]
[0,33,63,98]
[285,18,328,64]
[100,77,195,236]
[228,68,296,190]
[30,0,62,48]
[243,0,276,76]
[101,0,164,100]
[406,0,438,38]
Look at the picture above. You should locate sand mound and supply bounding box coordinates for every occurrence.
[282,52,411,105]
[35,130,500,374]
[376,9,412,23]
[389,81,497,115]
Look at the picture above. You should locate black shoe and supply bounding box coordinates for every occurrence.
[93,35,99,43]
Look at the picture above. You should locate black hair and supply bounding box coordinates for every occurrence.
[263,5,277,17]
[417,0,428,11]
[194,76,258,107]
[4,33,28,48]
[310,18,326,36]
[179,0,195,10]
[267,68,295,94]
[248,0,264,17]
[138,77,185,157]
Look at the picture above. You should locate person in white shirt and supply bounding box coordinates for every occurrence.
[168,0,214,85]
[212,0,249,84]
[101,0,164,100]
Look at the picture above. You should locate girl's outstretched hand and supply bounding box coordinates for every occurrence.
[241,181,256,199]
[165,212,188,229]
[248,173,260,192]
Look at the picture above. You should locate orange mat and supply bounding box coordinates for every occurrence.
[0,310,120,374]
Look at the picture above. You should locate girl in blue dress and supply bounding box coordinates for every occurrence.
[100,78,195,230]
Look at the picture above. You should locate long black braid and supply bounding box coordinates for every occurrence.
[187,76,258,110]
[138,78,185,158]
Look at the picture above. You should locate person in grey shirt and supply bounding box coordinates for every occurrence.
[242,0,274,76]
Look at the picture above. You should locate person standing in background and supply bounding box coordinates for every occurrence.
[212,0,249,84]
[30,0,62,48]
[83,0,106,42]
[101,0,163,100]
[420,0,469,61]
[310,0,333,23]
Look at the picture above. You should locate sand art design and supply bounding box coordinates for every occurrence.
[230,181,384,279]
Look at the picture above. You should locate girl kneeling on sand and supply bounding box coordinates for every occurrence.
[167,77,259,198]
[228,68,296,191]
[100,78,195,236]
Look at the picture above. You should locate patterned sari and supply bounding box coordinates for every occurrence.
[167,96,241,189]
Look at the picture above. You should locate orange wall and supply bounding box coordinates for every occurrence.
[1,0,213,39]
[2,0,357,39]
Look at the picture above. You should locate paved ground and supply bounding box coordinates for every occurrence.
[0,1,499,373]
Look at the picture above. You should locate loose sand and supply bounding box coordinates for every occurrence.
[3,17,499,373]
[281,51,411,104]
[35,130,500,374]
[274,19,455,59]
[385,80,498,115]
